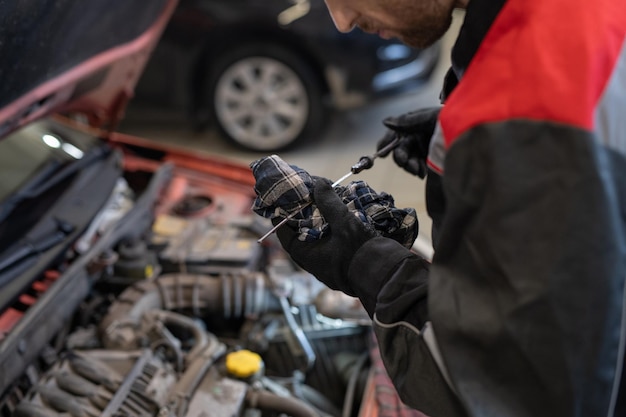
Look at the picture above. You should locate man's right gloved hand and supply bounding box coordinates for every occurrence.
[376,107,441,178]
[274,177,378,296]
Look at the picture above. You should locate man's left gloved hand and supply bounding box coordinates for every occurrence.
[275,177,378,295]
[377,107,441,178]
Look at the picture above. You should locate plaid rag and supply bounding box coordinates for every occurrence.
[368,332,430,417]
[250,155,418,249]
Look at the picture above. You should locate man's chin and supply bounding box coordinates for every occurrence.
[402,14,453,48]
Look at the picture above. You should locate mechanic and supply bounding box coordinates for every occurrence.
[259,0,626,416]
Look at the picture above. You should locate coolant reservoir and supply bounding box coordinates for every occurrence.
[225,350,264,379]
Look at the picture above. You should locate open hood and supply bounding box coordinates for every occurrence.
[0,0,177,138]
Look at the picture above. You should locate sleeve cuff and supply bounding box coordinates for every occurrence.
[348,237,414,316]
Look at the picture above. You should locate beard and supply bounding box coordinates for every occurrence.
[357,1,455,49]
[399,13,453,48]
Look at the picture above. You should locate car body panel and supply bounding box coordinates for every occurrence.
[0,0,176,137]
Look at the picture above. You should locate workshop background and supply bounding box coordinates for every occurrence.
[120,11,466,256]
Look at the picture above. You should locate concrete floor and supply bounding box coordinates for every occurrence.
[120,11,465,258]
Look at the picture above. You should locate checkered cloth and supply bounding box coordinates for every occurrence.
[251,155,418,249]
[368,332,430,417]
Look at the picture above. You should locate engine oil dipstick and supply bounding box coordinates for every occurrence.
[257,138,400,243]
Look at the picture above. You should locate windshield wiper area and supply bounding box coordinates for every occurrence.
[0,219,75,281]
[0,145,110,224]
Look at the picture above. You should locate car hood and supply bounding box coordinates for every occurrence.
[0,0,177,139]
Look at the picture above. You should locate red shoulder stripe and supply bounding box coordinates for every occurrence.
[440,0,626,147]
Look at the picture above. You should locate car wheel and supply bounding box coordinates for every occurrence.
[207,43,325,152]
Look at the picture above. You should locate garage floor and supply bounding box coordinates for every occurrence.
[119,12,464,258]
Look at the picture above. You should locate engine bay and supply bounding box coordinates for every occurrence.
[0,128,376,417]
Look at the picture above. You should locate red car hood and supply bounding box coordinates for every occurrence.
[0,0,177,138]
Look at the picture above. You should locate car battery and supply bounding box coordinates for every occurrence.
[152,214,264,274]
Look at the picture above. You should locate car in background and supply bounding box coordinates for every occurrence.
[128,0,441,152]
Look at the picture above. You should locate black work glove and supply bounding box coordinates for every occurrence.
[274,177,378,295]
[377,107,441,178]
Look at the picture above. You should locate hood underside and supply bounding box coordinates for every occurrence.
[0,0,177,138]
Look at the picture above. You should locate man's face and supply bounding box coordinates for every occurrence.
[324,0,457,48]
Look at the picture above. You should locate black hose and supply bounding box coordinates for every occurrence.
[341,352,369,417]
[245,389,320,417]
[296,384,342,417]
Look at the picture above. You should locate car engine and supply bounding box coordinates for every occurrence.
[0,135,375,417]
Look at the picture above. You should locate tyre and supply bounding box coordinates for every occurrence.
[206,43,325,152]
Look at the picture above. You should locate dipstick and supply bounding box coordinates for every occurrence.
[257,137,400,243]
[256,173,353,243]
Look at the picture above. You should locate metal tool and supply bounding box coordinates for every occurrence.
[257,137,401,243]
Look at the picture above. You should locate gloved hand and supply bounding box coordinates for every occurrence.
[274,177,378,295]
[377,107,441,178]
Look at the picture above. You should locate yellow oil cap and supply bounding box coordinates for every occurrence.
[225,350,263,378]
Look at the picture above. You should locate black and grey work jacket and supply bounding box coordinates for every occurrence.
[344,0,626,416]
